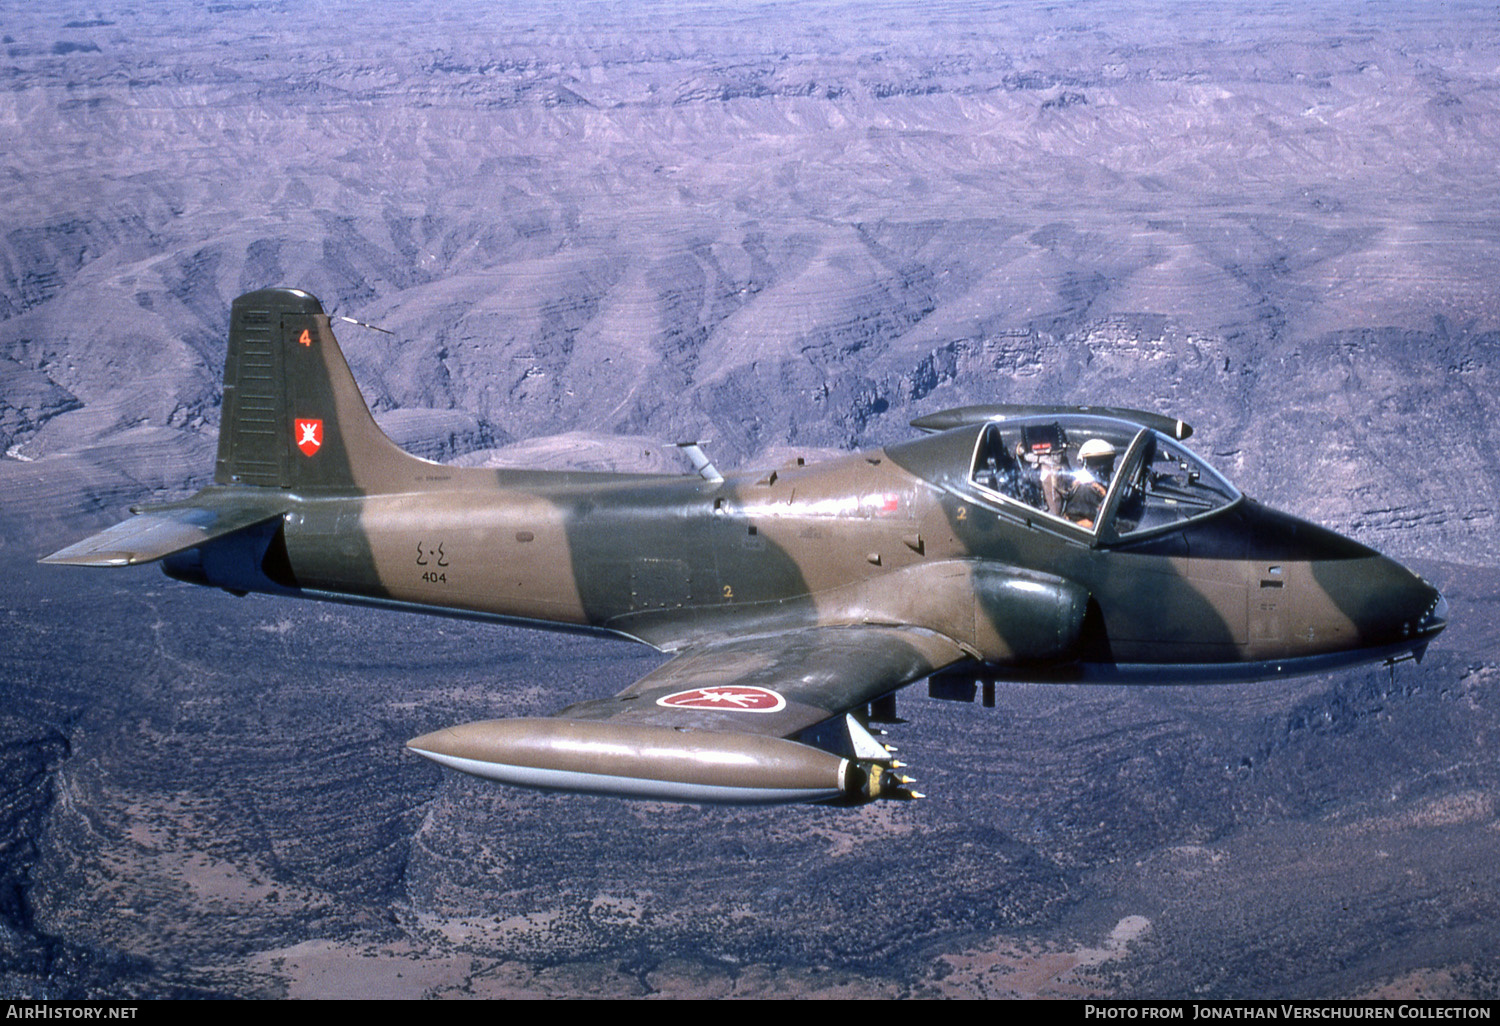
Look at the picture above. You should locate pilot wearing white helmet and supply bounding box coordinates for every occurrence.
[1065,438,1117,528]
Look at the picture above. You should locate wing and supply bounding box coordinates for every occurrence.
[555,624,964,737]
[407,625,969,805]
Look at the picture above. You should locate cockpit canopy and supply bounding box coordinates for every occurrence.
[967,414,1240,544]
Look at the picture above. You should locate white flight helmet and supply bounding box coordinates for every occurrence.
[1078,438,1116,464]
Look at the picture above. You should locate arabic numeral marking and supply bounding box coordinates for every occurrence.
[417,540,451,569]
[722,584,734,600]
[956,505,968,521]
[422,571,447,584]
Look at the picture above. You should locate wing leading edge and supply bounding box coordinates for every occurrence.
[407,625,968,805]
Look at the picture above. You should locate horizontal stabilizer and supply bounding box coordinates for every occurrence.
[40,506,282,567]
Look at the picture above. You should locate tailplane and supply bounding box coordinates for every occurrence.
[216,288,427,493]
[42,288,426,569]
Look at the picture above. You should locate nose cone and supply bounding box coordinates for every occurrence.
[1243,503,1446,656]
[1415,585,1448,641]
[1312,554,1446,652]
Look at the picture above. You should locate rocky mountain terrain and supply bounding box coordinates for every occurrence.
[1,0,1497,998]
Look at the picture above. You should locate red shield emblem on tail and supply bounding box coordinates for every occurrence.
[294,418,323,457]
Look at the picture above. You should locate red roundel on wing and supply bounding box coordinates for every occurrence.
[656,685,787,713]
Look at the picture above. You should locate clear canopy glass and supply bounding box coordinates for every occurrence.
[967,415,1240,542]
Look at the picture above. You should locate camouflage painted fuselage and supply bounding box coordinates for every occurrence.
[164,423,1441,685]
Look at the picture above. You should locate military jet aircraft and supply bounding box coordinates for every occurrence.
[43,288,1448,805]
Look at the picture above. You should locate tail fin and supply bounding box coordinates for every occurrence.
[216,288,426,493]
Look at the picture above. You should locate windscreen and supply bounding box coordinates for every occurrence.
[1108,432,1240,537]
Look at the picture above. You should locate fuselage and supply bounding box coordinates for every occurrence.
[163,415,1446,685]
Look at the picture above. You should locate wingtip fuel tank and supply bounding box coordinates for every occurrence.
[407,718,915,805]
